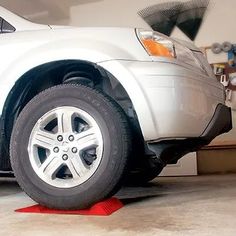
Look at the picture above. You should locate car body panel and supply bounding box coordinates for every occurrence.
[0,6,228,142]
[0,27,150,114]
[99,60,225,141]
[0,6,50,31]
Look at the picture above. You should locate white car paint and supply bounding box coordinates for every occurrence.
[0,6,226,141]
[0,6,50,31]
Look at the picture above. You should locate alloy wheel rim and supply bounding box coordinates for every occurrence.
[28,106,104,188]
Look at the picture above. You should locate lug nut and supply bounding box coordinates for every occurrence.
[72,147,78,153]
[68,135,74,141]
[53,147,59,153]
[62,154,68,161]
[57,135,63,142]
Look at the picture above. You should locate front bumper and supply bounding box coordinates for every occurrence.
[129,61,226,141]
[148,103,232,166]
[201,103,232,142]
[99,59,227,141]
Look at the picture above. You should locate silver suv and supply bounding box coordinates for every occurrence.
[0,7,232,209]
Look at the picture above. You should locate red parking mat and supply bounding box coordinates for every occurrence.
[15,197,123,216]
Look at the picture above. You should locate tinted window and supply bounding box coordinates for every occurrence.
[0,17,2,32]
[0,17,15,33]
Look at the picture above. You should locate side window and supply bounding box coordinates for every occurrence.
[0,17,16,33]
[0,17,3,33]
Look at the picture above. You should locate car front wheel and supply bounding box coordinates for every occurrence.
[10,84,131,210]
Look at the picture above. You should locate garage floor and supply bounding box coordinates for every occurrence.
[1,175,236,236]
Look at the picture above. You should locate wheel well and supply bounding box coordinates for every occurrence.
[2,60,142,153]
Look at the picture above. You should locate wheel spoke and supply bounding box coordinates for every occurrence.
[39,154,55,172]
[67,157,88,178]
[40,156,63,179]
[57,110,74,133]
[76,128,99,151]
[76,128,95,140]
[32,129,56,150]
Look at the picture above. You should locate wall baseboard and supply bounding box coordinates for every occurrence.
[197,149,236,174]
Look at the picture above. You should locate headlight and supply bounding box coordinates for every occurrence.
[137,29,176,58]
[174,42,203,70]
[137,29,207,74]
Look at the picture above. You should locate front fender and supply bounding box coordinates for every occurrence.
[98,60,157,140]
[0,28,150,115]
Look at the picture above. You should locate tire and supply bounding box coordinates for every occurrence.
[10,84,131,210]
[125,156,164,186]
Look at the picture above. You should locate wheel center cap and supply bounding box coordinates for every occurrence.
[62,141,69,152]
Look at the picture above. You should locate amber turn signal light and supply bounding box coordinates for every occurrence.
[142,39,174,58]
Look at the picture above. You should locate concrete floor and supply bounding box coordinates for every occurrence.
[1,175,236,236]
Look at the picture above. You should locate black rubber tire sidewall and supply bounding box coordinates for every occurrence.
[10,84,130,209]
